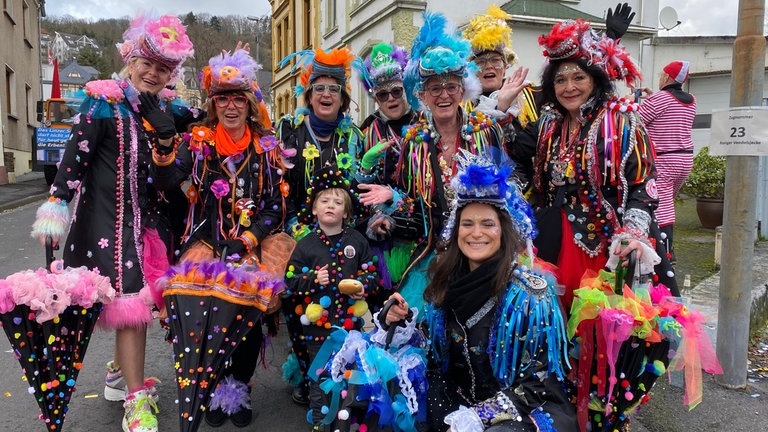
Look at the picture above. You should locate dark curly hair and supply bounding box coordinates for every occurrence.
[540,57,614,115]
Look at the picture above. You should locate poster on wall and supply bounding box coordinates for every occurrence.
[709,107,768,156]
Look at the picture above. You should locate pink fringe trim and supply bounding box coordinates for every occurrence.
[142,227,170,310]
[98,289,154,330]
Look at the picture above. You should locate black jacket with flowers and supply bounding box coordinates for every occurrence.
[276,112,364,222]
[153,127,287,253]
[49,79,201,296]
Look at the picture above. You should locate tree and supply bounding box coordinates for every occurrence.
[76,46,110,78]
[209,16,222,32]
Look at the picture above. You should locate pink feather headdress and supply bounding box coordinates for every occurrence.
[117,14,194,83]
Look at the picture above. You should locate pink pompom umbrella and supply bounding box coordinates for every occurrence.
[0,239,115,431]
[160,259,284,432]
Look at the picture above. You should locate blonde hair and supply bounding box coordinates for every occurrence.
[313,188,353,222]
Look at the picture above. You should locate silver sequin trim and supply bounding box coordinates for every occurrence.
[466,298,496,329]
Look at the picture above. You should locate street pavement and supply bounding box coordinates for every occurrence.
[1,175,768,431]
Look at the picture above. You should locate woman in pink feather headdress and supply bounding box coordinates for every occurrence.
[30,13,197,432]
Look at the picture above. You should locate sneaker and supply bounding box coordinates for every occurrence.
[204,407,227,428]
[105,361,127,401]
[104,361,160,402]
[122,388,159,432]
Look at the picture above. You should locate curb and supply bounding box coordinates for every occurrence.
[0,193,48,213]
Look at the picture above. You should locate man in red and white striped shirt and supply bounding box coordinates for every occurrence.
[636,60,697,263]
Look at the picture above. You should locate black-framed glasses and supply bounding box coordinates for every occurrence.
[212,94,248,109]
[425,82,462,97]
[473,54,506,69]
[310,83,342,95]
[374,87,404,103]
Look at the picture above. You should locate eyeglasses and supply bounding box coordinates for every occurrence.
[424,82,463,97]
[374,87,404,103]
[473,54,505,70]
[212,94,248,109]
[310,83,342,95]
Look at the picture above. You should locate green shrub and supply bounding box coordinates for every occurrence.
[680,146,726,199]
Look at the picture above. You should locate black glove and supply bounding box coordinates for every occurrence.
[217,239,247,258]
[138,92,176,139]
[605,2,636,40]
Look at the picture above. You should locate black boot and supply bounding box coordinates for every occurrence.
[204,407,227,427]
[292,380,310,405]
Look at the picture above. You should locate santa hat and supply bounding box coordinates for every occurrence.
[663,60,690,83]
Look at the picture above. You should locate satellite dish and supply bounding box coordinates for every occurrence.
[659,6,681,30]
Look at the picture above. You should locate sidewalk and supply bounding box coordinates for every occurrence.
[0,172,49,212]
[1,178,767,431]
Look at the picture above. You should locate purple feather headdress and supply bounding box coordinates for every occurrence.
[202,49,263,96]
[360,42,409,93]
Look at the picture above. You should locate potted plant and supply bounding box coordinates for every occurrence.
[680,146,726,228]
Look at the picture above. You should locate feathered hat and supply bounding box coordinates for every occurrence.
[442,150,536,247]
[403,11,481,111]
[463,4,516,63]
[297,166,367,225]
[278,47,365,98]
[360,42,409,94]
[117,14,194,83]
[201,49,271,127]
[538,19,641,87]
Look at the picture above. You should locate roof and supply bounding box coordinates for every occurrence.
[500,0,601,21]
[59,60,100,85]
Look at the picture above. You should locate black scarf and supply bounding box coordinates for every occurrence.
[445,257,502,325]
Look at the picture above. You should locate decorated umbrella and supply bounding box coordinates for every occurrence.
[568,257,721,432]
[160,259,284,432]
[0,239,115,431]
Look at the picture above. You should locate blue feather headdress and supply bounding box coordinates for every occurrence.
[403,11,481,111]
[442,150,536,247]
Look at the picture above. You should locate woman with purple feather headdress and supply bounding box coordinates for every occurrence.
[151,46,289,429]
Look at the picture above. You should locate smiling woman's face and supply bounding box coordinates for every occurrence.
[129,57,172,95]
[420,75,464,123]
[457,202,502,271]
[309,76,343,122]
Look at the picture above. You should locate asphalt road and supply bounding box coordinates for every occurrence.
[0,201,309,432]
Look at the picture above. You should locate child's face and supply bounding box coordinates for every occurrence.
[312,189,349,229]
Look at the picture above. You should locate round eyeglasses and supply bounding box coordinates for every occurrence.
[425,82,462,97]
[212,95,248,109]
[310,83,342,95]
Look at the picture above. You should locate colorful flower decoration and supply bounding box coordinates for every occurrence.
[210,179,230,199]
[260,135,278,152]
[303,144,320,161]
[192,126,214,142]
[336,152,353,170]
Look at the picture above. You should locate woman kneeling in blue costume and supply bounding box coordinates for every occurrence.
[380,151,577,431]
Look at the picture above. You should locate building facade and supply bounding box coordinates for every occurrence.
[1,0,44,184]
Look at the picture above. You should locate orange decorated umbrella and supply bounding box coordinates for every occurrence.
[159,259,283,432]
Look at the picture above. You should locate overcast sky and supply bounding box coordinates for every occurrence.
[45,0,741,36]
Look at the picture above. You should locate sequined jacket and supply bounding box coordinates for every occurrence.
[49,79,201,296]
[515,97,658,261]
[423,268,576,431]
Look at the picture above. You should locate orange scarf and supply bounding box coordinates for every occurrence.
[214,126,252,156]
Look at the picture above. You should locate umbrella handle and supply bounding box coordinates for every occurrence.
[615,249,637,295]
[378,297,413,350]
[45,235,59,269]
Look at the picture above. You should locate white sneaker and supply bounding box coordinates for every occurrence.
[104,361,160,402]
[122,388,159,432]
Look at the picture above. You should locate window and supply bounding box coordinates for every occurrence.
[25,83,32,124]
[22,1,31,44]
[5,66,16,116]
[303,0,312,49]
[282,16,289,63]
[275,22,282,64]
[326,0,337,31]
[3,0,15,19]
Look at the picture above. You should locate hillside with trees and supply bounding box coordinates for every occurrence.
[42,12,272,78]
